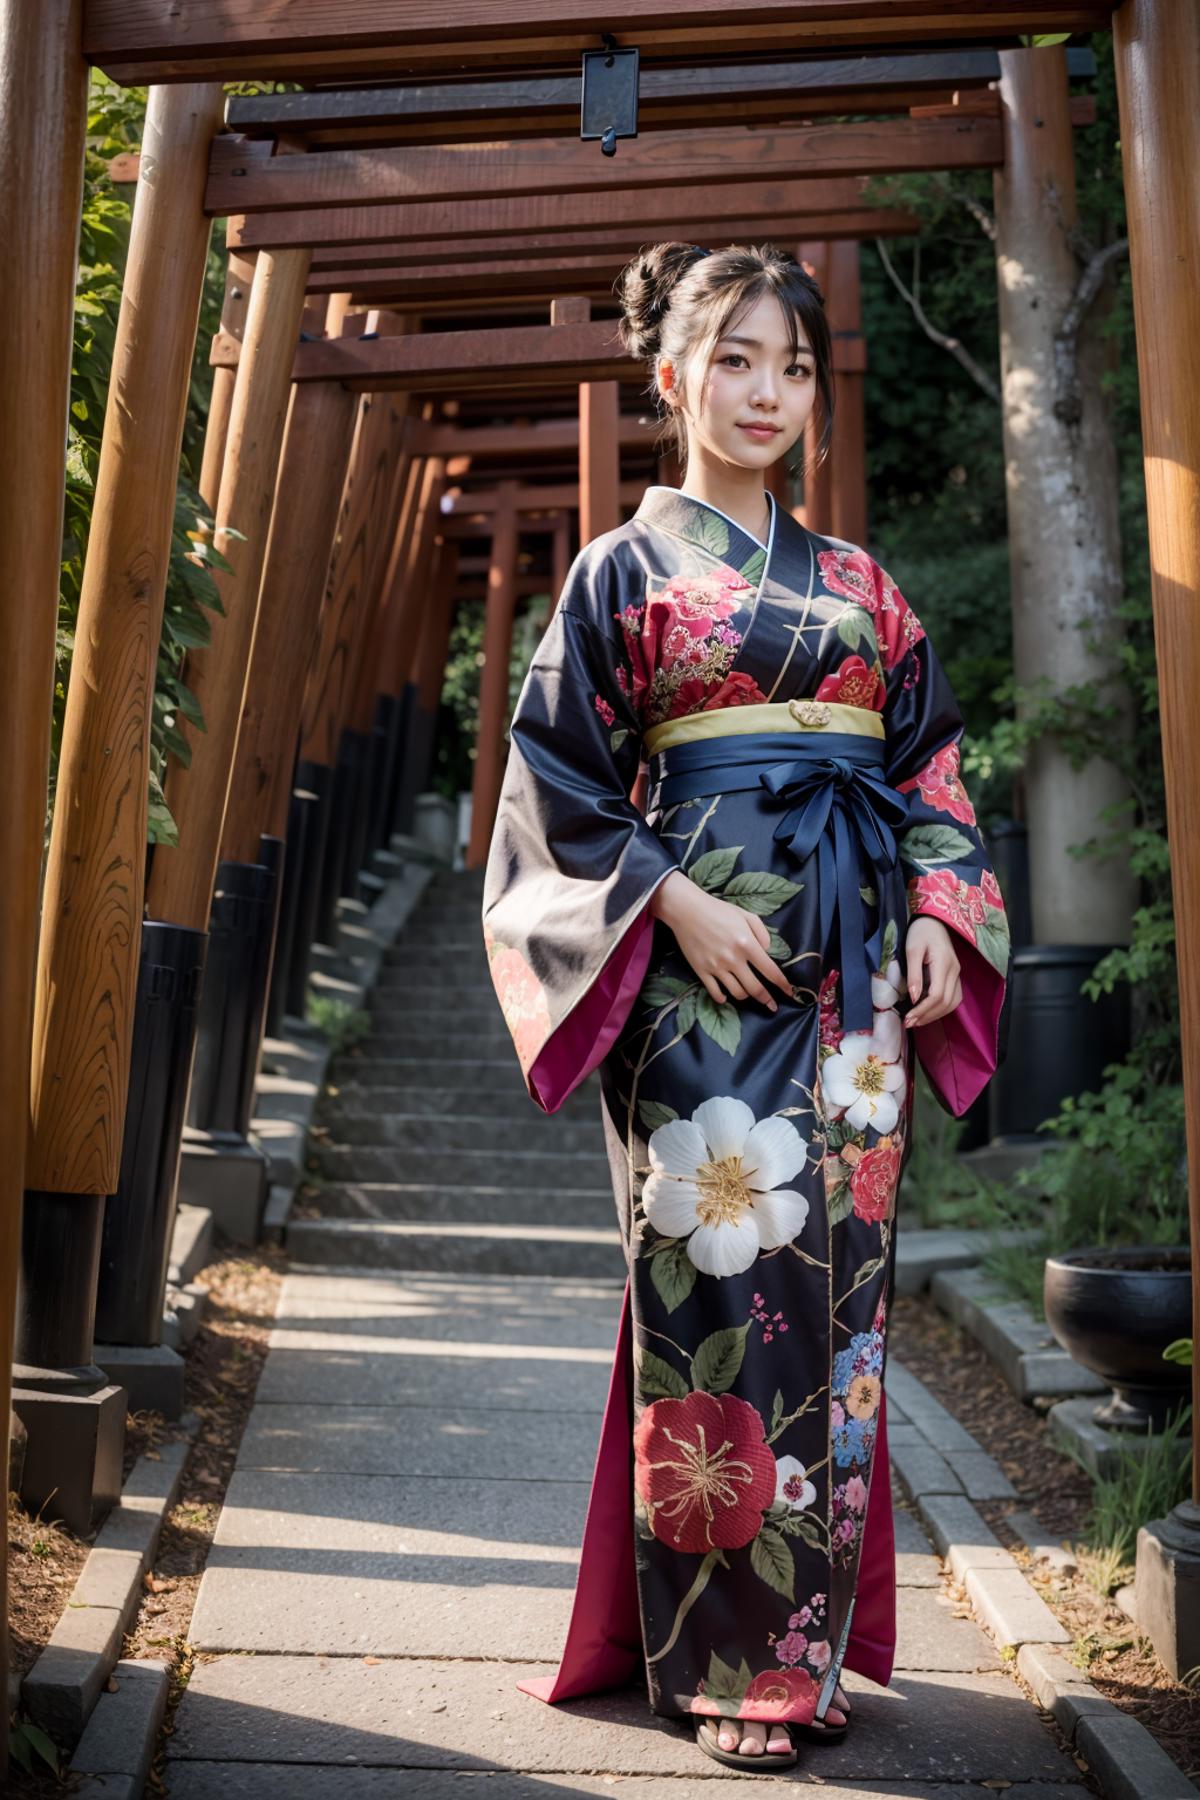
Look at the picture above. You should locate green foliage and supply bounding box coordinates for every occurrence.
[306,994,372,1056]
[8,1715,60,1777]
[1071,1402,1192,1586]
[58,76,228,846]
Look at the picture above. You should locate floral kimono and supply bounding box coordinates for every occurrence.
[481,485,1010,1728]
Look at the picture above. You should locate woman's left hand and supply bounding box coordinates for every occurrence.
[902,916,962,1028]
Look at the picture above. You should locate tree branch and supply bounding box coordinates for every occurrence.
[873,238,1001,404]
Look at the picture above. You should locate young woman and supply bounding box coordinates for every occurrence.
[481,242,1010,1773]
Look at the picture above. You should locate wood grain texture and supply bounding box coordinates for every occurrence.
[221,376,359,859]
[1113,0,1200,1502]
[377,455,446,699]
[199,248,256,508]
[205,117,1002,217]
[28,83,224,1195]
[228,176,913,250]
[466,488,519,869]
[146,243,311,927]
[84,3,1113,83]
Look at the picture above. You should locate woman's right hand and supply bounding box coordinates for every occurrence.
[649,870,793,1013]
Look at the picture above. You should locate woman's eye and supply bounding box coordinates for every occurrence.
[720,353,749,368]
[788,365,814,380]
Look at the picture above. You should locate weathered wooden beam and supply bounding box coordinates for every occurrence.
[409,416,657,456]
[1,0,87,1752]
[444,480,645,515]
[84,2,1114,85]
[205,117,1002,217]
[228,176,915,251]
[28,83,224,1197]
[199,248,255,507]
[146,244,313,929]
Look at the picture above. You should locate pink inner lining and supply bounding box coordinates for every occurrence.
[911,936,1005,1116]
[528,903,659,1114]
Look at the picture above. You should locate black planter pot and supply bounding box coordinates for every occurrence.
[95,922,208,1345]
[986,818,1032,951]
[187,857,279,1138]
[989,944,1131,1141]
[1044,1244,1193,1430]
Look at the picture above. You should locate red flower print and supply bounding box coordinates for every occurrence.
[815,654,884,712]
[624,567,753,724]
[634,1389,776,1554]
[908,869,989,941]
[850,1139,901,1224]
[739,1667,818,1723]
[701,670,767,710]
[816,547,925,674]
[898,740,975,824]
[487,944,552,1073]
[818,968,844,1053]
[593,692,615,727]
[981,868,1004,910]
[659,564,751,604]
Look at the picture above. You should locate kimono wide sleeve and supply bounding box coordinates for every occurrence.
[481,541,680,1113]
[872,558,1012,1117]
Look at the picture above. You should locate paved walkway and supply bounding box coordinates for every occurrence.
[164,870,1092,1797]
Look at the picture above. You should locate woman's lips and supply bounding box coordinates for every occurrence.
[738,423,781,440]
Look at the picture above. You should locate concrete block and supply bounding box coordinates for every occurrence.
[1046,1394,1152,1480]
[964,1564,1071,1649]
[1135,1509,1200,1682]
[260,1183,295,1244]
[11,1381,126,1536]
[169,1203,214,1285]
[918,1492,1004,1562]
[179,1130,268,1242]
[284,1215,626,1280]
[23,1603,124,1744]
[890,1437,963,1499]
[92,1344,185,1420]
[1007,1507,1079,1576]
[236,1401,603,1480]
[931,1267,1106,1401]
[1075,1710,1200,1800]
[955,1449,1018,1501]
[1017,1641,1115,1739]
[884,1361,978,1452]
[70,1658,168,1786]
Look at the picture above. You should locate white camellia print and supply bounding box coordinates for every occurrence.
[821,1004,907,1135]
[774,1455,817,1511]
[642,1096,810,1278]
[870,956,904,1010]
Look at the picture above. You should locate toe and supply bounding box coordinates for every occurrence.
[716,1722,740,1752]
[739,1721,767,1755]
[766,1726,792,1753]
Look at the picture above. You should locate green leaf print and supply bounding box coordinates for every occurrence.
[691,1322,750,1394]
[610,727,630,753]
[860,884,877,906]
[770,1388,784,1433]
[974,908,1012,975]
[640,976,689,1010]
[639,1096,680,1131]
[836,607,879,660]
[648,1236,698,1313]
[722,870,802,915]
[688,845,743,891]
[899,823,976,869]
[637,1347,690,1402]
[767,926,791,959]
[827,1178,854,1227]
[704,1648,750,1703]
[697,510,730,559]
[739,545,767,586]
[676,988,700,1036]
[696,990,741,1054]
[881,917,899,968]
[750,1523,795,1601]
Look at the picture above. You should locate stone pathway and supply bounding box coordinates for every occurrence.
[163,868,1093,1797]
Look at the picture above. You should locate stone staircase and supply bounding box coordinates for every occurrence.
[286,866,625,1279]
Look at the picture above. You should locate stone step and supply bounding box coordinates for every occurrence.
[315,1109,606,1155]
[356,1026,522,1057]
[382,939,487,964]
[321,1083,598,1121]
[285,1216,626,1277]
[310,1143,613,1188]
[328,1055,536,1093]
[375,962,492,989]
[310,1181,615,1227]
[368,985,502,1016]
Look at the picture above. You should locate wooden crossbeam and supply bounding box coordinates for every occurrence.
[84,3,1114,86]
[206,117,1002,217]
[228,175,913,252]
[442,481,643,516]
[409,417,657,455]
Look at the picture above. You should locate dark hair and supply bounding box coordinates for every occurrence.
[615,240,834,473]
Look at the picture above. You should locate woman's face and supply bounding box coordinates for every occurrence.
[665,289,816,473]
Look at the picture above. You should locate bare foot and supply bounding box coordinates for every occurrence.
[809,1682,851,1730]
[713,1717,793,1756]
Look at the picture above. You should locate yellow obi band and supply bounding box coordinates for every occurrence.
[643,698,884,757]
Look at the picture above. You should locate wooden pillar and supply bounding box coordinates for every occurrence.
[553,295,620,544]
[466,482,519,868]
[377,454,448,705]
[146,244,312,929]
[220,374,360,861]
[27,82,223,1202]
[0,0,87,1756]
[1114,0,1200,1536]
[406,537,460,799]
[825,239,867,547]
[199,250,255,510]
[796,241,834,532]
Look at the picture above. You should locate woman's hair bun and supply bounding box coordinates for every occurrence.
[616,241,710,360]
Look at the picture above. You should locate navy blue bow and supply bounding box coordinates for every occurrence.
[757,756,909,1032]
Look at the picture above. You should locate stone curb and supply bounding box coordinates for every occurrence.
[255,863,435,1214]
[930,1265,1107,1401]
[22,1418,197,1747]
[68,1656,169,1797]
[894,1224,1037,1297]
[887,1357,1199,1799]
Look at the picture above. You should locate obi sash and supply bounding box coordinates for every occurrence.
[644,700,909,1034]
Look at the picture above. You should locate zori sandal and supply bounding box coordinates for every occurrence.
[790,1690,852,1745]
[694,1715,798,1771]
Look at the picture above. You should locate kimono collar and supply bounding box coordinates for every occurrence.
[633,485,771,575]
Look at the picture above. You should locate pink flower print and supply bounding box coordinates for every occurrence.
[843,1474,869,1513]
[908,869,990,943]
[818,967,845,1054]
[814,653,884,712]
[487,944,552,1075]
[789,1607,812,1630]
[806,1638,832,1674]
[816,547,925,673]
[831,1400,846,1430]
[897,739,976,825]
[775,1630,808,1666]
[593,692,615,727]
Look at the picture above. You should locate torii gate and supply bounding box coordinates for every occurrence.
[2,4,1197,1762]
